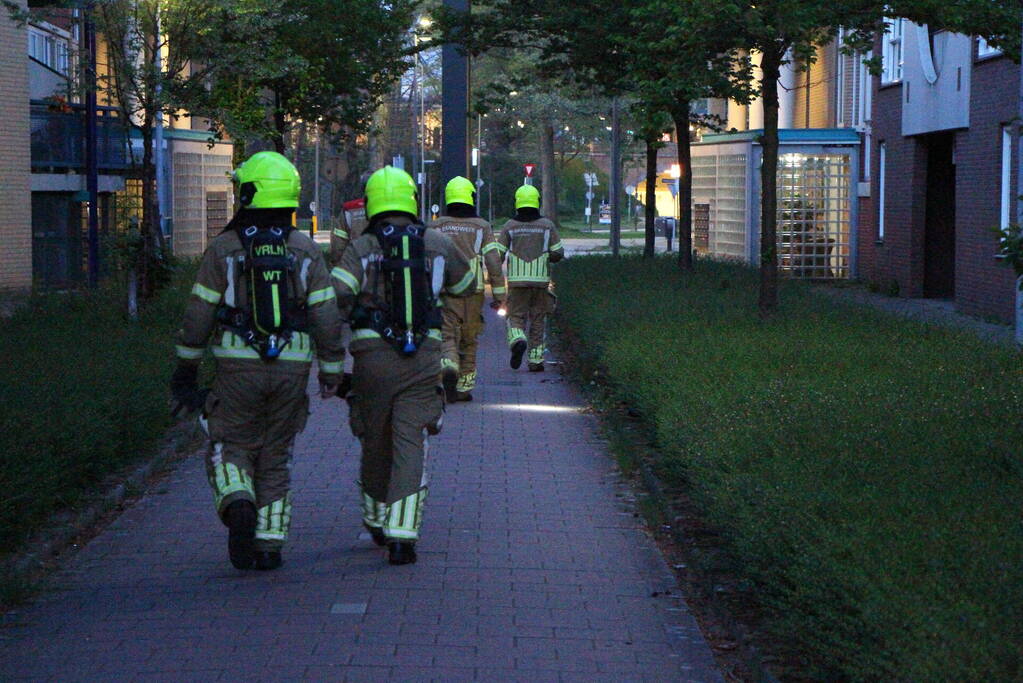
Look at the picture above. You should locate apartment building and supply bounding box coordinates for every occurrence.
[860,21,1019,322]
[1,0,33,291]
[10,6,234,288]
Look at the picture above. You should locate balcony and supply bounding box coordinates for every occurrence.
[30,100,130,171]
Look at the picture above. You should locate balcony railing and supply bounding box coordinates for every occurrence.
[30,100,130,171]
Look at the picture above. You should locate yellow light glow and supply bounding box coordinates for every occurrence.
[485,404,582,414]
[669,164,681,178]
[418,16,433,28]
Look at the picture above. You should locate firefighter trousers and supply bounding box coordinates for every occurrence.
[441,292,485,393]
[506,287,554,365]
[347,341,444,541]
[203,363,310,551]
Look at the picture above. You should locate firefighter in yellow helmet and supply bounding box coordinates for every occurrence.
[430,176,506,402]
[497,185,564,371]
[331,166,474,565]
[171,150,345,571]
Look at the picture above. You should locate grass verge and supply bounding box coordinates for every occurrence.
[0,264,196,556]
[554,255,1023,680]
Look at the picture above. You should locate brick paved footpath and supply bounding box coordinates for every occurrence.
[0,307,721,682]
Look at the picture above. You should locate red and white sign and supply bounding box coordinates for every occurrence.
[524,163,536,177]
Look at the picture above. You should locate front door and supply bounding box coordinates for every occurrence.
[923,133,956,298]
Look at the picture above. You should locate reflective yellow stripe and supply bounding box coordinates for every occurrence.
[482,242,501,254]
[352,328,442,343]
[449,269,475,295]
[213,331,313,362]
[333,228,349,239]
[495,242,509,253]
[319,360,342,374]
[549,241,563,251]
[331,267,360,293]
[175,344,204,360]
[491,286,507,295]
[191,282,222,304]
[307,287,336,306]
[212,347,313,362]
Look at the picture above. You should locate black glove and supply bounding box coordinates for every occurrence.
[170,364,207,417]
[489,300,503,310]
[336,372,353,399]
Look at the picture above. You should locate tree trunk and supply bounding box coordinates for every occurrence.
[610,97,622,258]
[759,49,782,314]
[644,138,657,259]
[272,90,286,154]
[669,99,693,270]
[540,121,558,226]
[140,120,155,301]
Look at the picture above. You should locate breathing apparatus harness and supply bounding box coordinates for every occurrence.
[350,221,440,356]
[217,224,308,361]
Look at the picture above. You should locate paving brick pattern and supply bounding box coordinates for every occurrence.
[0,309,721,682]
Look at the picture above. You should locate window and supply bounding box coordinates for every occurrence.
[978,37,1003,59]
[881,18,904,84]
[1001,127,1013,230]
[27,28,69,74]
[878,143,887,240]
[836,29,869,129]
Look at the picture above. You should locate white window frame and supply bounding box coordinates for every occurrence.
[978,37,1002,59]
[881,18,904,84]
[1001,127,1012,230]
[878,142,887,240]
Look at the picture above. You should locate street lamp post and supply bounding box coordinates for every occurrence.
[441,0,470,184]
[84,3,99,287]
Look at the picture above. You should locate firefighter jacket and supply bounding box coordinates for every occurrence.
[330,216,476,353]
[497,217,564,287]
[175,228,345,380]
[428,215,506,300]
[328,199,369,268]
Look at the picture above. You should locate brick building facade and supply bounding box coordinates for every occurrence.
[859,24,1019,322]
[0,0,33,291]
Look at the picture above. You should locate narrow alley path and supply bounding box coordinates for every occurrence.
[1,306,720,682]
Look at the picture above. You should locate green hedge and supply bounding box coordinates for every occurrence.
[0,265,195,552]
[554,256,1022,680]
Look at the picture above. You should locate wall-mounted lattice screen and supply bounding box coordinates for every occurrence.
[777,153,852,279]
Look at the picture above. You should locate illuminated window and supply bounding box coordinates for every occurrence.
[881,18,904,84]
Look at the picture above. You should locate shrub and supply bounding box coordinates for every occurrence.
[0,264,196,552]
[555,255,1023,679]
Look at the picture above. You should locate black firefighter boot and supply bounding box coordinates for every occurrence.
[442,366,459,403]
[510,340,527,369]
[223,499,257,569]
[254,550,283,570]
[388,541,417,565]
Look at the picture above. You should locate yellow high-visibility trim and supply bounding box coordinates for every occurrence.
[491,286,507,295]
[482,242,502,254]
[319,360,342,374]
[306,287,336,306]
[449,269,475,296]
[191,282,222,304]
[175,344,204,360]
[332,228,349,239]
[549,241,563,251]
[331,267,360,293]
[352,328,442,342]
